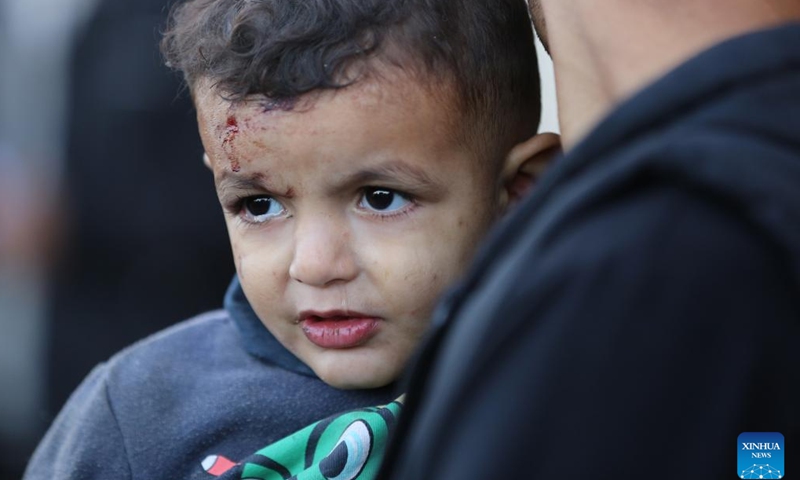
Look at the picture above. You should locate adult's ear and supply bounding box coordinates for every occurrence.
[203,152,212,170]
[500,132,561,211]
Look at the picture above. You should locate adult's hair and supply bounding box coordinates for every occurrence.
[162,0,541,161]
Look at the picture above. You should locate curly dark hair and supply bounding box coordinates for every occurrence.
[161,0,541,159]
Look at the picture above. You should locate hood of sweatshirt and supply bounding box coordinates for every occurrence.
[223,276,316,377]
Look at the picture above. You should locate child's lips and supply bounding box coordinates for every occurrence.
[298,310,381,349]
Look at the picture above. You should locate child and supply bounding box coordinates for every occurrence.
[24,0,557,478]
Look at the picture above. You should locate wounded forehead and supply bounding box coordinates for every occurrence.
[195,68,463,139]
[193,65,508,176]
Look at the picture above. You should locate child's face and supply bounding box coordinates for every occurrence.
[196,76,502,389]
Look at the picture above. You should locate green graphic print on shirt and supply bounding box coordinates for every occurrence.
[201,398,403,480]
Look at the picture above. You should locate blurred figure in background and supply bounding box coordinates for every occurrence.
[0,0,92,474]
[0,145,54,477]
[1,0,233,476]
[47,0,234,416]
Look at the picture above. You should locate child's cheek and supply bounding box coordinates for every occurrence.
[236,253,246,281]
[227,237,244,278]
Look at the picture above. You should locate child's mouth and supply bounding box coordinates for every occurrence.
[299,311,380,349]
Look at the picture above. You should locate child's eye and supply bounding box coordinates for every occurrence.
[359,188,412,213]
[242,196,285,223]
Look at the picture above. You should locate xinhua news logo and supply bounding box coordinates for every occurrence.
[738,432,784,479]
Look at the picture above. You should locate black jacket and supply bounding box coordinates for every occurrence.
[380,23,800,479]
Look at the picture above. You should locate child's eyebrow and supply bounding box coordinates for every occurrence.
[335,161,439,191]
[215,171,270,193]
[215,161,441,196]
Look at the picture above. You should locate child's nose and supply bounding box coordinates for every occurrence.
[288,215,358,287]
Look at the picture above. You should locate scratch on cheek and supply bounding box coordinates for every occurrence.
[222,115,241,172]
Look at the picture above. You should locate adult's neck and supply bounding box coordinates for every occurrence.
[544,0,800,150]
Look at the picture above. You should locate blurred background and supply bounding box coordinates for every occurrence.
[0,0,558,477]
[0,0,235,477]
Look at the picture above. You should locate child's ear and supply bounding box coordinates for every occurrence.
[203,152,212,170]
[500,132,561,211]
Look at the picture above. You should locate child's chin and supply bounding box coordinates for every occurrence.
[316,368,396,390]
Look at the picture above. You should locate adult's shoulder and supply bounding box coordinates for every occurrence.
[522,120,800,295]
[531,179,792,301]
[443,175,798,388]
[390,170,800,480]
